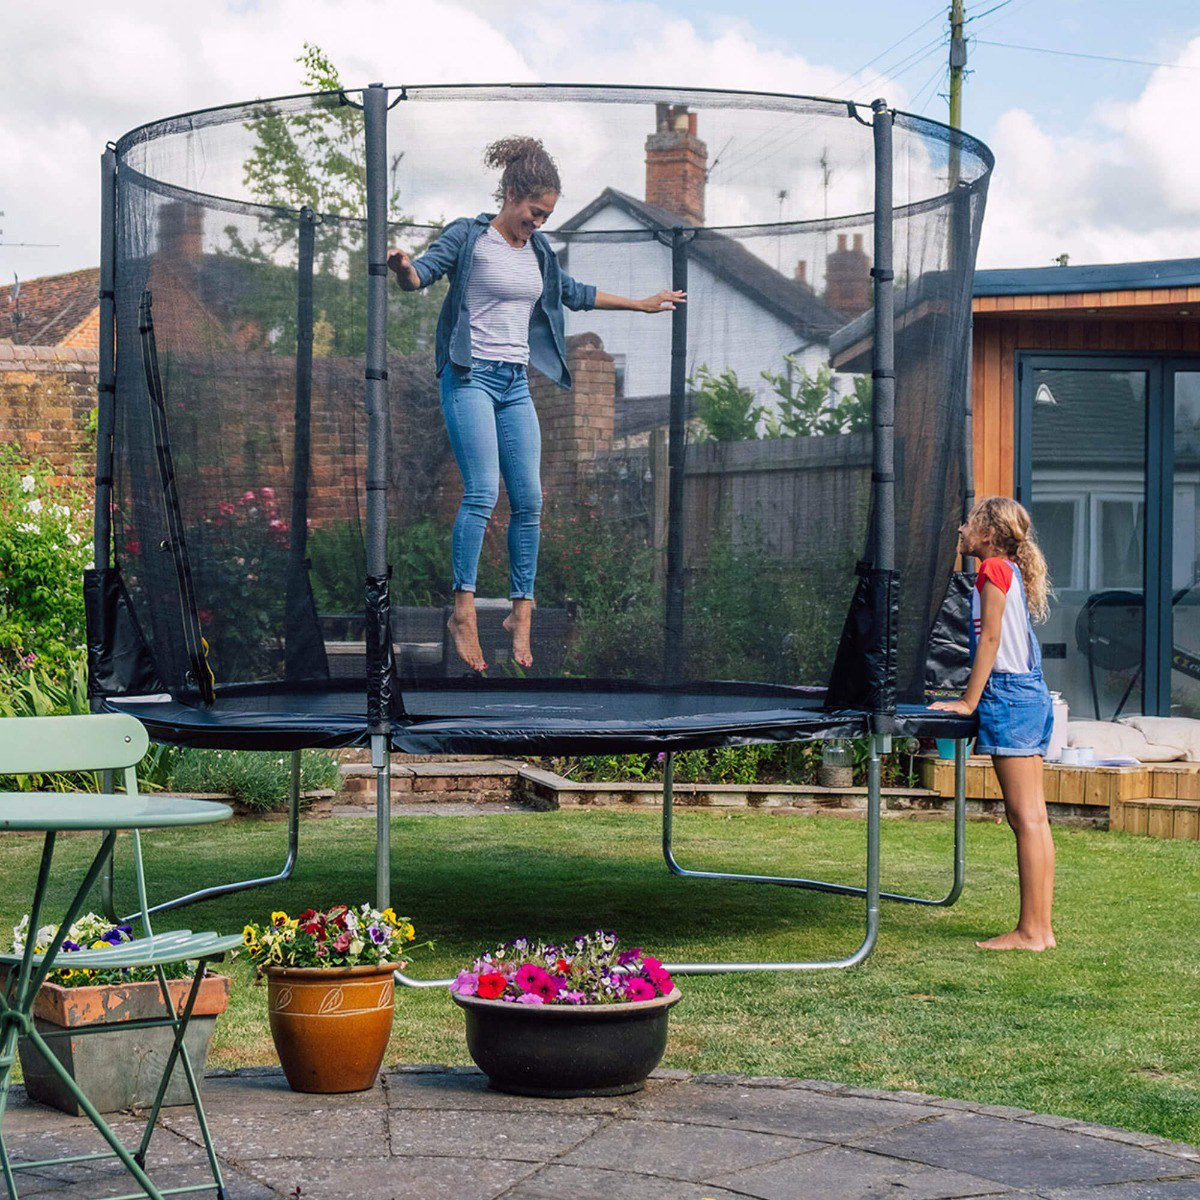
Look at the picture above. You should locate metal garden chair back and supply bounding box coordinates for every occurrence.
[0,713,241,1200]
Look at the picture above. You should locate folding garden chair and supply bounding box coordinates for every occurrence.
[0,714,242,1200]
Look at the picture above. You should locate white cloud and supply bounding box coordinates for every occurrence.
[977,36,1200,267]
[3,1,1197,284]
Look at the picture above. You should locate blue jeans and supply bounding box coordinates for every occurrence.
[439,358,542,599]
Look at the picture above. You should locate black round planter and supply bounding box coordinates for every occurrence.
[451,989,682,1097]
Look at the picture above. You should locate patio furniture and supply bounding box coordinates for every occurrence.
[0,714,242,1200]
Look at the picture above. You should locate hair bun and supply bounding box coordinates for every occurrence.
[483,136,544,169]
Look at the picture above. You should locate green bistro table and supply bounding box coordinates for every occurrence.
[0,790,241,1200]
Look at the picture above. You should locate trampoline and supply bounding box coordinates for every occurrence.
[88,83,992,977]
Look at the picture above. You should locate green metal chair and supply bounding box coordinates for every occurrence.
[0,714,243,1200]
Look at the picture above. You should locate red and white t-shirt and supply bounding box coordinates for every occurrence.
[971,558,1033,674]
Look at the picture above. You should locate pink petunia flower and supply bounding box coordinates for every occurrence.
[531,974,562,1002]
[516,992,545,1004]
[623,977,656,1002]
[240,490,256,504]
[516,963,549,993]
[260,487,276,501]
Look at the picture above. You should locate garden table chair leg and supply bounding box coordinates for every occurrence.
[133,963,228,1196]
[21,1023,167,1200]
[0,1024,20,1200]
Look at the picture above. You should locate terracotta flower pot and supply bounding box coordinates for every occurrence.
[17,974,230,1115]
[264,963,401,1093]
[452,988,682,1097]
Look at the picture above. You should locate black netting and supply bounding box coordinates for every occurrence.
[100,85,991,727]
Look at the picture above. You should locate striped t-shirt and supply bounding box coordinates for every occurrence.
[465,226,544,363]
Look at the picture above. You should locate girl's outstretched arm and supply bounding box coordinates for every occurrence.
[931,580,1005,715]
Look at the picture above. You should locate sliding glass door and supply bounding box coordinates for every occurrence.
[1170,370,1200,717]
[1019,363,1147,720]
[1018,354,1200,721]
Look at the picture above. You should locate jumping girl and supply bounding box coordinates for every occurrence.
[931,496,1057,951]
[388,136,683,672]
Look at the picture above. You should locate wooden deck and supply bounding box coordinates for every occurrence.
[920,756,1200,840]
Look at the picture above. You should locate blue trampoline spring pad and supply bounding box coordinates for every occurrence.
[102,680,976,755]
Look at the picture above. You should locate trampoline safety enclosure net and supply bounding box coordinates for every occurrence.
[88,84,992,753]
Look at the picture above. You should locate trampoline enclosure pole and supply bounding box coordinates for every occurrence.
[285,207,323,681]
[664,228,689,681]
[94,147,117,578]
[363,82,392,909]
[870,100,895,577]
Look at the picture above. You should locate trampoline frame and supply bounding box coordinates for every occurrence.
[91,83,987,975]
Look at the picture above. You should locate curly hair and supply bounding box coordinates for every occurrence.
[966,496,1053,623]
[484,136,561,204]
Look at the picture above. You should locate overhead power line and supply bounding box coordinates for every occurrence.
[974,38,1200,72]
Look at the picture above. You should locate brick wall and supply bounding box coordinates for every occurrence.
[0,345,98,478]
[0,334,618,529]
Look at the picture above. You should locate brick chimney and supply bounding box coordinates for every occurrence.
[158,202,204,261]
[645,103,707,226]
[794,260,811,290]
[824,232,872,316]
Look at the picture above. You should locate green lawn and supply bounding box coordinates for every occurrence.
[2,809,1197,1143]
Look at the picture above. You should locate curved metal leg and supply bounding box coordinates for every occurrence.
[119,751,302,921]
[662,738,966,908]
[662,738,882,975]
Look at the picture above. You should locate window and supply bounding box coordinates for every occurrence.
[1031,495,1083,592]
[1091,495,1144,591]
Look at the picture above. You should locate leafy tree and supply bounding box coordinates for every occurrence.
[760,357,872,437]
[691,365,763,442]
[221,43,444,357]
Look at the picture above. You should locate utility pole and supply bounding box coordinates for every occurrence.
[949,0,966,130]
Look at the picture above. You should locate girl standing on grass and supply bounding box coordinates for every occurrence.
[931,496,1057,951]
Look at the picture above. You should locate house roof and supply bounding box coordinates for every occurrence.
[1030,367,1200,468]
[556,189,845,343]
[0,268,100,346]
[974,258,1200,298]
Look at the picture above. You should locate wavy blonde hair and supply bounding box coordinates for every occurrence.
[966,496,1052,623]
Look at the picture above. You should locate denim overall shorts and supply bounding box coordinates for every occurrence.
[971,568,1055,758]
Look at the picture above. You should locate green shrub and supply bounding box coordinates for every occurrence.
[166,748,341,812]
[692,365,762,442]
[546,739,913,788]
[0,446,92,677]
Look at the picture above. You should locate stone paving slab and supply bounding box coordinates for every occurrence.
[2,1065,1198,1200]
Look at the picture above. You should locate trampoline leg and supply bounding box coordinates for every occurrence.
[374,734,391,911]
[664,738,883,975]
[661,739,966,907]
[120,750,301,921]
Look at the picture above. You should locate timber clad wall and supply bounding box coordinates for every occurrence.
[0,344,97,478]
[972,287,1200,499]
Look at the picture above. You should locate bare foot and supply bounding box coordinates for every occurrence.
[502,607,533,669]
[447,612,487,672]
[975,930,1055,951]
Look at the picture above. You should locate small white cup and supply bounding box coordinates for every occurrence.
[1060,746,1080,765]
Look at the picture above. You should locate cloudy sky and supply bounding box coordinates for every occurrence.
[2,0,1199,284]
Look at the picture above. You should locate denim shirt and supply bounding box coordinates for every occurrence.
[410,213,597,389]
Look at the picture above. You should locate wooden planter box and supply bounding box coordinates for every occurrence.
[17,974,230,1115]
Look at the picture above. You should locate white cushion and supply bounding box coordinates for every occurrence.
[1118,716,1200,761]
[1066,720,1184,762]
